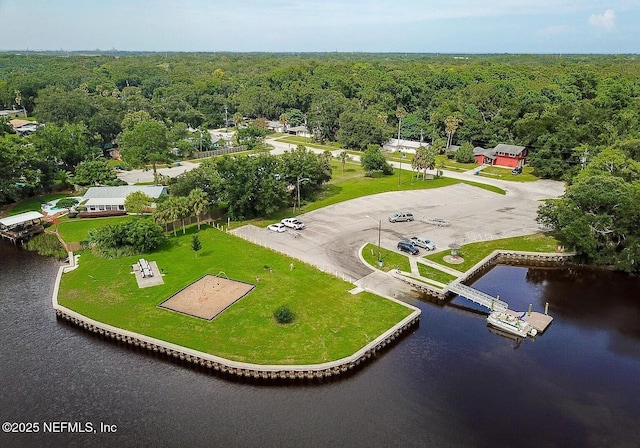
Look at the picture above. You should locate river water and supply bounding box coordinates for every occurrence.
[1,240,638,448]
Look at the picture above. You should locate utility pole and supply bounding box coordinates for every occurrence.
[396,106,406,187]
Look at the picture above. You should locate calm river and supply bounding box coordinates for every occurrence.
[1,240,638,448]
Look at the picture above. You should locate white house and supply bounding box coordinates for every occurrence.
[266,120,285,133]
[287,125,311,138]
[383,138,429,154]
[82,186,168,214]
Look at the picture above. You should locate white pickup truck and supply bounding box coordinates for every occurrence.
[281,218,305,230]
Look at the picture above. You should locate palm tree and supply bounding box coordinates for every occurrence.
[164,197,180,237]
[278,113,289,133]
[339,151,349,173]
[175,196,191,234]
[412,145,437,180]
[189,188,209,230]
[153,201,171,234]
[444,116,461,149]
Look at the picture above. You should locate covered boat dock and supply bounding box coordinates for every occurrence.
[0,211,45,243]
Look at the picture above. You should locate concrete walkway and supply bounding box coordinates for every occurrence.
[415,257,465,276]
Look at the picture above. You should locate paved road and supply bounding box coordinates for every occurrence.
[116,161,200,184]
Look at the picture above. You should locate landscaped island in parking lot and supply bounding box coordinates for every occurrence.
[57,226,415,365]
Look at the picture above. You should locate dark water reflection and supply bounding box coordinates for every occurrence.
[1,241,638,448]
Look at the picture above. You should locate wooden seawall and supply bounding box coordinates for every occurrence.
[51,255,421,381]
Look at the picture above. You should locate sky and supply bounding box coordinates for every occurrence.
[0,0,638,53]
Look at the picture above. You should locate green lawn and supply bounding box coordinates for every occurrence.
[479,165,539,182]
[416,263,458,284]
[57,227,413,364]
[436,155,479,172]
[424,233,561,272]
[274,135,342,151]
[361,243,411,272]
[7,193,70,216]
[57,216,133,243]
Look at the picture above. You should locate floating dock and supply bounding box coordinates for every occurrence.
[507,309,553,333]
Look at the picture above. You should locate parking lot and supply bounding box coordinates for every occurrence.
[232,179,563,300]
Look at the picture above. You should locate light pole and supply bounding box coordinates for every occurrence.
[366,215,382,267]
[296,176,310,213]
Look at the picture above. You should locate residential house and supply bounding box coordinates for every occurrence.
[287,125,310,138]
[9,119,39,136]
[473,144,527,168]
[383,138,429,154]
[82,186,168,214]
[266,120,285,133]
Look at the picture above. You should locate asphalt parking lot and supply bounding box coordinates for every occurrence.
[232,180,562,300]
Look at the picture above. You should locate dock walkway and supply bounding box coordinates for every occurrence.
[448,282,509,312]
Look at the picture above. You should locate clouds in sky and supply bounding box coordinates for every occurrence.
[0,1,637,53]
[588,9,617,31]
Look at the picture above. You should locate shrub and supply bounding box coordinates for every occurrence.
[25,233,67,259]
[86,218,166,258]
[56,197,80,209]
[273,305,296,324]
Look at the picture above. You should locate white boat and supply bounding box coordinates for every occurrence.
[487,311,537,338]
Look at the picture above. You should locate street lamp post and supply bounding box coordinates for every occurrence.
[296,176,310,213]
[366,215,382,267]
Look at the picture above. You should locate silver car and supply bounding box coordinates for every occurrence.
[409,236,436,251]
[389,212,414,222]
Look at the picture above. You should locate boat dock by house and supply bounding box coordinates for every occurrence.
[0,211,45,243]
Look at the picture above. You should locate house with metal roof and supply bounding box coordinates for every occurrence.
[82,186,167,214]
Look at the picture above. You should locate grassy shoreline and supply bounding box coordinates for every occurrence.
[58,226,413,364]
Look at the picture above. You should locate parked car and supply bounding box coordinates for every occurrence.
[281,218,305,230]
[389,212,414,223]
[267,223,287,233]
[409,236,436,251]
[512,166,523,175]
[397,240,420,255]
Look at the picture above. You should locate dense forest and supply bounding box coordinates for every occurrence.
[1,52,639,271]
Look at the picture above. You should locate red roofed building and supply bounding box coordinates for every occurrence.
[473,144,527,168]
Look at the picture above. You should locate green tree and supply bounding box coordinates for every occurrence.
[235,122,267,150]
[455,142,475,163]
[0,135,45,203]
[188,188,209,230]
[307,90,349,142]
[30,122,98,172]
[361,145,393,176]
[153,199,172,234]
[337,110,390,150]
[412,145,437,179]
[169,159,221,199]
[118,118,171,177]
[73,159,118,186]
[216,154,288,219]
[444,116,461,149]
[280,146,332,203]
[124,191,153,215]
[173,196,191,234]
[191,234,202,258]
